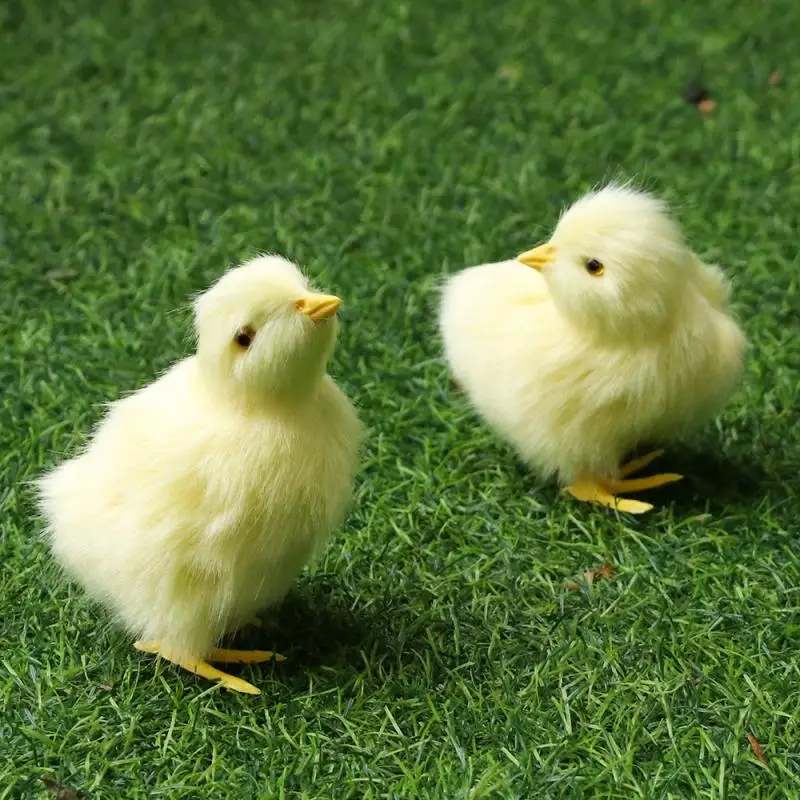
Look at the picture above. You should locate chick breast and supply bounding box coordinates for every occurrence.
[38,359,361,660]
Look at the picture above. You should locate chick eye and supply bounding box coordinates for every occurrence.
[585,258,605,276]
[234,325,256,349]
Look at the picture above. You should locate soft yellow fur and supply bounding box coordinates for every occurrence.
[37,255,362,661]
[439,185,746,485]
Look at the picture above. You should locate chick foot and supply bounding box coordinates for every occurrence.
[133,641,282,695]
[566,450,683,514]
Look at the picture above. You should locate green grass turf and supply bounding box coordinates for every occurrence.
[1,0,799,796]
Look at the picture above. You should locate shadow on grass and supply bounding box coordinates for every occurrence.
[227,583,414,674]
[625,443,797,518]
[499,439,797,521]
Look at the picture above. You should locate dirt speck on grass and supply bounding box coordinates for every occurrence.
[40,776,79,800]
[746,732,768,765]
[565,563,615,590]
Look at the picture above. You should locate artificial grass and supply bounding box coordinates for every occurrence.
[1,0,799,796]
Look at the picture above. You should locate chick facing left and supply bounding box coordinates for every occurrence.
[440,185,746,514]
[36,255,362,695]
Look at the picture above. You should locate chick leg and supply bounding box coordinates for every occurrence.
[566,450,683,514]
[133,640,262,695]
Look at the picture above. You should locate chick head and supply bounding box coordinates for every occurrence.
[194,255,341,401]
[518,185,693,341]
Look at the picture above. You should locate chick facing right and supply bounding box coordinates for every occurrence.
[439,185,746,513]
[37,255,362,694]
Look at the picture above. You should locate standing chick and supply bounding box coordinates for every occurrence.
[37,255,362,694]
[439,185,745,513]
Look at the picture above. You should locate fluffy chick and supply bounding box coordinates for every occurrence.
[37,255,362,694]
[439,185,745,513]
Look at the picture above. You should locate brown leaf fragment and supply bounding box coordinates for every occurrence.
[768,71,781,87]
[40,776,79,800]
[697,98,716,114]
[565,563,615,590]
[589,563,615,582]
[746,732,767,765]
[98,682,113,691]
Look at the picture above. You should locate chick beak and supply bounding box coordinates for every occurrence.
[517,244,557,272]
[296,293,342,322]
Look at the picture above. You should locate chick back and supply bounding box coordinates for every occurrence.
[37,359,361,659]
[440,260,744,484]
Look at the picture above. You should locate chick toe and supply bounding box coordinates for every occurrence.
[618,449,666,477]
[208,648,283,664]
[601,472,683,494]
[191,663,261,695]
[566,480,654,514]
[609,497,656,514]
[217,674,261,695]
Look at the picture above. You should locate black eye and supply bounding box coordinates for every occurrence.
[234,326,255,348]
[585,258,605,276]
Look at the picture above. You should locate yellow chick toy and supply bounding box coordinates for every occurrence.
[37,255,362,694]
[439,185,745,513]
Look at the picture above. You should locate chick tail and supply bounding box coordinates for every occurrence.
[694,256,732,310]
[133,641,281,695]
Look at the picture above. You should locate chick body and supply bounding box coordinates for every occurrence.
[440,186,745,512]
[38,255,361,691]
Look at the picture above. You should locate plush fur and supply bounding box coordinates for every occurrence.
[37,255,362,661]
[438,185,746,484]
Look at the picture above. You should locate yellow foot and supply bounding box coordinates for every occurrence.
[133,641,278,695]
[566,450,683,514]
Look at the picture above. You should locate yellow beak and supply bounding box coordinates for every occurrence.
[296,293,342,321]
[517,244,557,271]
